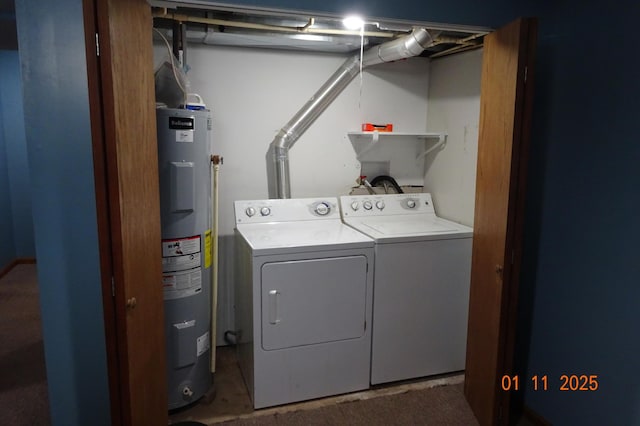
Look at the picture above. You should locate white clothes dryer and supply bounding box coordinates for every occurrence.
[340,193,473,385]
[234,197,374,408]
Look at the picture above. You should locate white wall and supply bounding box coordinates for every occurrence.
[180,44,430,234]
[154,43,430,343]
[425,49,482,226]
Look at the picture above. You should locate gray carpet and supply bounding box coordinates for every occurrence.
[222,384,478,426]
[0,265,480,426]
[0,264,50,426]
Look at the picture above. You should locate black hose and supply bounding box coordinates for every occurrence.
[370,175,404,194]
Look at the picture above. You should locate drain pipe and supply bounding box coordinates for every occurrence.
[266,27,433,199]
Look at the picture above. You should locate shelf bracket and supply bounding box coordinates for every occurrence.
[416,133,447,161]
[355,130,380,161]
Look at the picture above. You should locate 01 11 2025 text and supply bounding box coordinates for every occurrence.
[500,374,599,391]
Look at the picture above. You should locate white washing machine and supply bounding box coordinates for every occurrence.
[234,197,374,408]
[340,193,473,385]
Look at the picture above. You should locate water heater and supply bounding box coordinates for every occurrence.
[156,107,212,409]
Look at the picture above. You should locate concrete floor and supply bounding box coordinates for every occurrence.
[168,346,465,425]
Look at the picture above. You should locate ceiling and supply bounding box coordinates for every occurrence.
[0,1,489,57]
[151,3,491,59]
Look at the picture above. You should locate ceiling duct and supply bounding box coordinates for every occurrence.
[266,27,433,199]
[157,27,371,53]
[151,8,488,57]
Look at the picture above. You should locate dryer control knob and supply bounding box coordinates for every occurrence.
[315,202,330,216]
[376,201,385,210]
[260,207,271,216]
[245,207,256,217]
[406,199,416,209]
[363,201,373,210]
[350,201,360,211]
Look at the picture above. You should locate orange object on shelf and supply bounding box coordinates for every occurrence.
[362,123,393,132]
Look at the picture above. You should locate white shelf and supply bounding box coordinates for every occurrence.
[347,131,447,161]
[347,131,444,138]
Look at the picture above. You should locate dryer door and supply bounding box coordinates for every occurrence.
[261,255,368,351]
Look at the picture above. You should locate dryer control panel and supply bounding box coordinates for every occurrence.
[235,197,339,224]
[340,193,436,218]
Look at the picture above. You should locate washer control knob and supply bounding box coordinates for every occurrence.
[407,199,416,209]
[376,200,385,210]
[245,207,256,217]
[363,201,373,210]
[350,201,360,211]
[260,206,271,216]
[315,202,330,216]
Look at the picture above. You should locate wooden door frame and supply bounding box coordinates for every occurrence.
[499,18,537,426]
[83,0,168,424]
[464,17,537,426]
[82,2,535,423]
[82,0,123,423]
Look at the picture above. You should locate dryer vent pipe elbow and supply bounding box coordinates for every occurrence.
[267,28,433,199]
[361,27,433,67]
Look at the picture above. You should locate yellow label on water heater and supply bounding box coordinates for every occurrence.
[204,229,212,269]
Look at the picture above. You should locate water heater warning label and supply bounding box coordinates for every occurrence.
[162,235,203,300]
[162,269,202,300]
[162,253,200,273]
[197,331,210,357]
[162,235,200,257]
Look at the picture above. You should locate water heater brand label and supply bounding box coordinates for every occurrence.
[168,116,194,130]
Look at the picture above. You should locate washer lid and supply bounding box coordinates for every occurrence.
[345,215,473,243]
[236,219,374,255]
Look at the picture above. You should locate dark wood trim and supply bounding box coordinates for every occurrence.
[0,257,37,280]
[464,18,538,426]
[93,0,133,422]
[522,405,552,426]
[499,18,538,426]
[94,0,167,424]
[82,0,122,424]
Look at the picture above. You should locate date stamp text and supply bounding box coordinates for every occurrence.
[501,375,599,391]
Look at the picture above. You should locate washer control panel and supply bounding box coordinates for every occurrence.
[339,193,435,218]
[235,197,339,224]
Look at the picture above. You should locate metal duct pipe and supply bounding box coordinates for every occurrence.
[362,27,433,67]
[266,54,361,199]
[266,27,433,199]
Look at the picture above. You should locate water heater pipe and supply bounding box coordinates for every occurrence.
[266,27,433,199]
[210,155,222,373]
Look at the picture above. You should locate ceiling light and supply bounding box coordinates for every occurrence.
[342,16,364,30]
